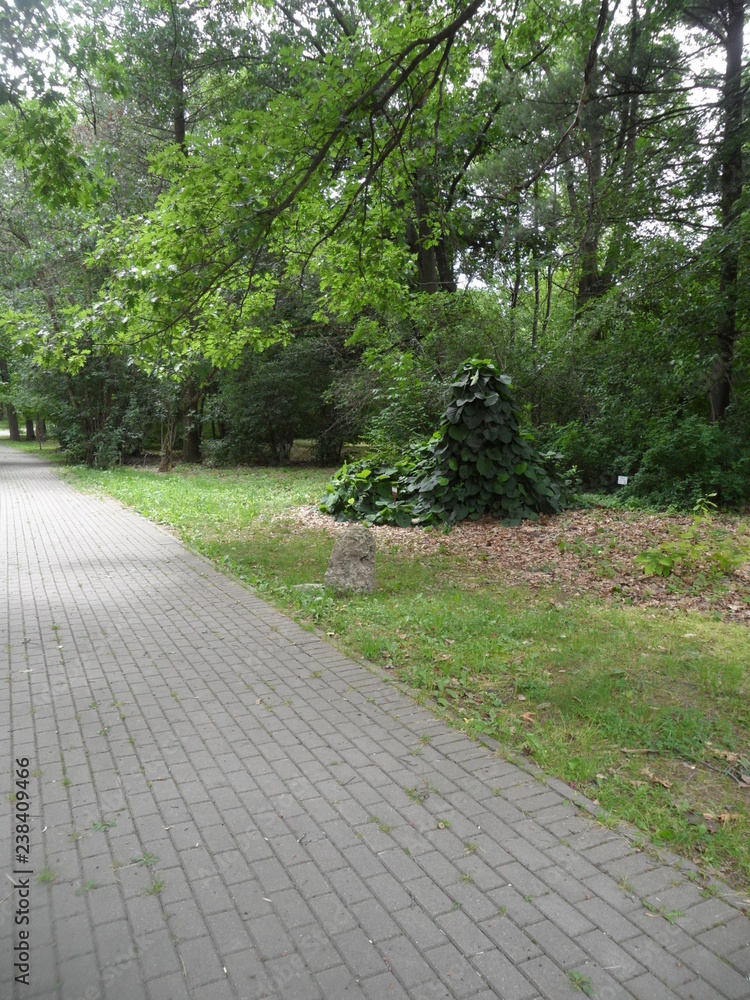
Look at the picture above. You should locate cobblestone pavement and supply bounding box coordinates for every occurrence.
[1,446,749,1000]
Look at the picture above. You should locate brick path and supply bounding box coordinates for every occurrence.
[1,446,749,1000]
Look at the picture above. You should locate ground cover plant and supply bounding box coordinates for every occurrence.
[52,456,750,894]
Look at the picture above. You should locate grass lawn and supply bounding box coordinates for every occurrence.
[1,435,63,458]
[56,460,750,894]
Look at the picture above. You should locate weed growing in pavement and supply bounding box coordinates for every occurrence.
[91,818,116,832]
[567,970,594,996]
[131,853,159,869]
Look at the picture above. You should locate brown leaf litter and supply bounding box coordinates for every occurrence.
[288,506,750,625]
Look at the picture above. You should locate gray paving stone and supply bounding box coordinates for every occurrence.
[393,906,447,951]
[577,928,647,981]
[676,979,742,1000]
[336,927,388,978]
[471,950,538,1000]
[526,918,588,970]
[223,947,274,999]
[191,979,236,1000]
[678,943,750,999]
[726,944,750,976]
[677,898,746,936]
[574,895,641,942]
[621,933,696,987]
[496,861,552,902]
[444,882,498,922]
[289,924,342,973]
[361,971,411,1000]
[180,934,227,988]
[518,954,581,1000]
[623,972,684,999]
[350,898,400,943]
[533,891,595,936]
[379,935,435,987]
[488,883,544,927]
[315,965,368,1000]
[479,913,542,964]
[423,942,488,998]
[697,917,750,958]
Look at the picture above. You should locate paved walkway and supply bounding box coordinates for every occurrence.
[1,447,748,1000]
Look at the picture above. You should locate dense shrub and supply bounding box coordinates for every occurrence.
[321,359,563,526]
[10,356,158,467]
[623,417,750,509]
[547,413,750,510]
[215,338,353,465]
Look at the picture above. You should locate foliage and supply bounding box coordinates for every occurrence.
[623,418,750,510]
[321,360,563,526]
[1,0,749,499]
[8,352,161,467]
[636,494,750,582]
[211,336,352,466]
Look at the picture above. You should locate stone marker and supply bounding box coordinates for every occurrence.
[324,524,376,593]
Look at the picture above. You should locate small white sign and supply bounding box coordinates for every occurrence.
[617,475,628,486]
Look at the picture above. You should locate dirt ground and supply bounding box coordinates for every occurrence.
[291,506,750,625]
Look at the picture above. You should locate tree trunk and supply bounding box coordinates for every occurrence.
[709,0,744,422]
[412,189,440,293]
[181,379,203,462]
[532,180,541,348]
[435,236,457,292]
[577,73,606,309]
[7,404,20,441]
[509,203,522,344]
[159,412,178,472]
[181,417,202,463]
[25,419,36,442]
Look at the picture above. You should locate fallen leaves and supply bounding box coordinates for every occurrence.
[641,767,672,788]
[710,750,750,788]
[703,811,740,825]
[687,811,741,834]
[289,506,750,624]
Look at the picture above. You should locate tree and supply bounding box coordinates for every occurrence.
[681,1,746,421]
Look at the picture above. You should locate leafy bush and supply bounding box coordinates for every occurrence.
[547,414,750,510]
[623,417,750,509]
[215,338,352,465]
[321,359,564,526]
[10,355,158,467]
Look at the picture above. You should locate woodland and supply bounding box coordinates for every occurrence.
[1,0,749,512]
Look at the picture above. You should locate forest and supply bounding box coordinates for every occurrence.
[0,0,748,512]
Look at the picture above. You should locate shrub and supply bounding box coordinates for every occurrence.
[216,338,348,465]
[321,359,564,526]
[623,417,750,509]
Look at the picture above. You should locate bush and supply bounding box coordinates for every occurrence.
[10,356,158,467]
[623,417,750,509]
[321,359,564,526]
[216,338,353,465]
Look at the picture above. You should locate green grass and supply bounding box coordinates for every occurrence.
[64,463,750,890]
[64,464,330,542]
[0,435,63,458]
